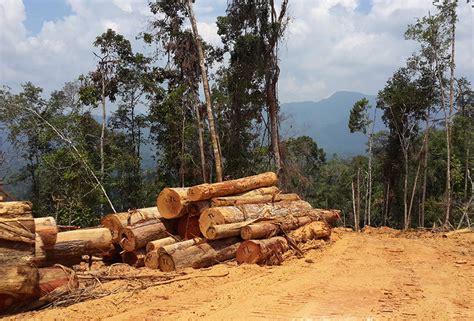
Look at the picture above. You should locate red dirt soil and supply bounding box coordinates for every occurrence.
[4,228,473,320]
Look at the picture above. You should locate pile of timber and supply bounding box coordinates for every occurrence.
[149,172,340,271]
[1,172,341,313]
[0,202,79,313]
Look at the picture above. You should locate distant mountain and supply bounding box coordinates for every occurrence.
[281,91,383,157]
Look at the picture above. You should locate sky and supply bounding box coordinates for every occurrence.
[0,0,472,103]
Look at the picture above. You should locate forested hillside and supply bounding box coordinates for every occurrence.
[0,0,471,231]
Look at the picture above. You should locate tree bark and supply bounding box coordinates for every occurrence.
[146,236,179,253]
[210,193,299,207]
[101,207,162,243]
[192,91,207,183]
[0,201,33,218]
[186,0,223,182]
[290,221,331,243]
[199,200,312,236]
[206,221,251,240]
[34,217,58,250]
[188,172,278,201]
[236,237,288,265]
[34,228,113,267]
[0,264,39,311]
[241,216,313,240]
[119,220,173,252]
[177,215,202,240]
[158,237,240,272]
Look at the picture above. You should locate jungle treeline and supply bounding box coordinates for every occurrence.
[0,0,471,230]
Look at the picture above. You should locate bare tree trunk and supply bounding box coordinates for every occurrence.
[100,77,106,215]
[180,109,186,187]
[445,13,456,226]
[356,167,361,229]
[420,120,430,228]
[403,150,409,230]
[266,0,287,178]
[351,180,358,231]
[384,181,390,226]
[192,91,207,183]
[186,0,223,182]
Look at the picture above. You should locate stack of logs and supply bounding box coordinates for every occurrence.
[0,172,340,313]
[0,202,81,312]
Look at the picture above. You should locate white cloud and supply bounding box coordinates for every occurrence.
[0,0,472,104]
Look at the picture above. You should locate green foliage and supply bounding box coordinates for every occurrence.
[348,98,371,134]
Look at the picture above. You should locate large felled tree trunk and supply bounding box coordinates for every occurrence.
[199,200,312,237]
[188,172,278,201]
[121,249,146,268]
[145,238,203,269]
[186,0,223,182]
[289,221,331,243]
[236,237,288,265]
[34,228,113,267]
[34,217,58,250]
[158,237,240,272]
[119,220,170,252]
[210,193,299,207]
[101,207,162,243]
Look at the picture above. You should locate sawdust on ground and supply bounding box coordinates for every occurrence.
[4,227,474,320]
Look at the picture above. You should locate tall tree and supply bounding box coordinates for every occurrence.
[79,29,133,194]
[405,0,459,226]
[377,66,432,229]
[348,98,376,226]
[185,0,223,182]
[217,0,289,178]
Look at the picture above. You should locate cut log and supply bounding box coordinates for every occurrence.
[199,200,312,236]
[177,215,202,240]
[145,238,203,269]
[188,172,278,201]
[122,249,146,268]
[236,237,288,265]
[34,217,58,250]
[290,221,331,242]
[34,228,113,267]
[38,266,78,297]
[241,215,315,240]
[144,251,159,269]
[159,237,241,272]
[211,193,299,207]
[0,218,35,243]
[101,207,162,243]
[119,220,170,252]
[442,227,472,238]
[302,208,341,225]
[158,238,204,256]
[206,221,252,240]
[156,187,190,219]
[0,264,39,311]
[146,236,179,253]
[0,201,32,218]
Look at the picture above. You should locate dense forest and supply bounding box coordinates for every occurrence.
[0,0,472,230]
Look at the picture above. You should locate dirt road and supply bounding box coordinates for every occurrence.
[8,228,474,320]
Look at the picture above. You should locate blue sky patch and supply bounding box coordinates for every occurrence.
[23,0,72,34]
[356,0,373,14]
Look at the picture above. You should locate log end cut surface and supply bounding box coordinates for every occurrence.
[158,253,175,272]
[236,240,262,264]
[157,188,187,219]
